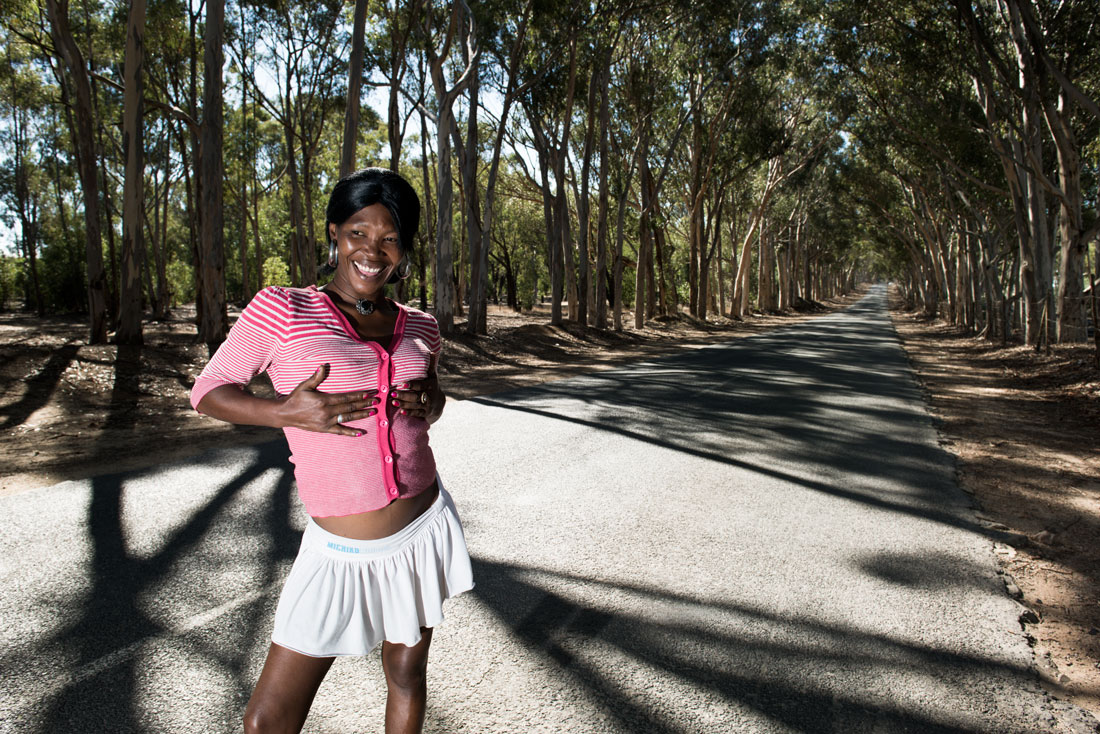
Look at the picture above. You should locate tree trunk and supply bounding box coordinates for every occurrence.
[653,195,672,315]
[551,38,579,324]
[197,0,227,346]
[461,29,484,335]
[1048,91,1088,342]
[434,112,456,331]
[419,110,434,311]
[594,64,611,330]
[732,160,781,318]
[157,158,172,317]
[339,0,370,178]
[7,82,43,315]
[576,53,601,326]
[533,138,562,324]
[88,72,118,322]
[425,1,477,333]
[687,84,703,317]
[284,118,306,285]
[634,120,651,329]
[45,0,108,342]
[115,0,146,344]
[239,180,252,301]
[471,10,529,334]
[611,150,638,331]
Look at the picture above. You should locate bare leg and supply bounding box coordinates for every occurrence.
[243,643,335,734]
[382,628,434,734]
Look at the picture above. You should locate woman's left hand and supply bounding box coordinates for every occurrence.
[390,376,444,422]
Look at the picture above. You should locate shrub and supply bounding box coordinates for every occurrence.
[263,256,290,288]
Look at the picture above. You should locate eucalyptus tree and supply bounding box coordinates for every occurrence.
[43,0,109,341]
[232,0,347,289]
[728,92,829,318]
[137,0,203,319]
[673,0,769,320]
[113,0,146,344]
[339,0,370,178]
[994,0,1100,343]
[570,13,621,326]
[952,0,1055,345]
[839,0,1099,345]
[516,3,585,326]
[620,12,676,325]
[0,28,48,315]
[488,163,546,311]
[592,19,616,328]
[143,114,176,319]
[826,0,1024,336]
[368,0,424,173]
[421,0,479,333]
[464,0,535,335]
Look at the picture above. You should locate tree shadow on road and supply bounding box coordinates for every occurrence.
[469,291,1002,544]
[30,425,296,733]
[466,555,1042,734]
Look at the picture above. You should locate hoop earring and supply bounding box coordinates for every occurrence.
[327,240,337,268]
[398,257,412,280]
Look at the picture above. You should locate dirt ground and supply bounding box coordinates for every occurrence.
[1,288,1097,720]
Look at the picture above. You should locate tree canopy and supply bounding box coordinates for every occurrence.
[1,0,1096,348]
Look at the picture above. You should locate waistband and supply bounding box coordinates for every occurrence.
[303,487,452,560]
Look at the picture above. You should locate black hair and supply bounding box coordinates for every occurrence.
[323,167,420,282]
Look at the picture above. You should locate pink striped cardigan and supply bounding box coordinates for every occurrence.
[190,285,442,517]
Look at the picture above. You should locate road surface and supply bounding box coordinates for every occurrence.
[1,285,1095,733]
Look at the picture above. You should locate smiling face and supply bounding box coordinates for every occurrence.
[327,203,403,302]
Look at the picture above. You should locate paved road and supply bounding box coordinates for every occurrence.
[1,285,1095,733]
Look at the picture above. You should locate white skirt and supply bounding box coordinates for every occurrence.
[271,485,474,657]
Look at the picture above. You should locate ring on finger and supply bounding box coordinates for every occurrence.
[419,391,428,405]
[336,413,344,424]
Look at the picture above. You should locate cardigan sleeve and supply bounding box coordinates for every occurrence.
[419,311,443,357]
[189,287,288,411]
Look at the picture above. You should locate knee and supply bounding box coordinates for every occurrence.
[383,646,430,695]
[242,704,269,734]
[385,657,428,695]
[243,700,291,734]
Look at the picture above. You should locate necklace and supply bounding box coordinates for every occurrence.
[322,284,385,317]
[321,286,387,316]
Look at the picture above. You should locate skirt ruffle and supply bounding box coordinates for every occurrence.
[271,485,474,657]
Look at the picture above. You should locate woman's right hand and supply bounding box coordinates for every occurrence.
[196,364,377,436]
[278,364,378,436]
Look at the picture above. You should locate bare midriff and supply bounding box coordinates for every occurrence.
[313,477,440,540]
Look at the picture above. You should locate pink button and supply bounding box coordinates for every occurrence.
[380,420,388,427]
[384,456,393,464]
[380,385,388,393]
[381,353,388,361]
[388,487,398,495]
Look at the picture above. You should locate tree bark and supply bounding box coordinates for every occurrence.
[45,0,108,343]
[197,0,227,346]
[114,0,146,344]
[339,0,370,178]
[634,119,651,329]
[460,23,484,334]
[425,1,478,333]
[594,58,611,329]
[470,8,530,334]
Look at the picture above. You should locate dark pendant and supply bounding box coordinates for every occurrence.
[355,299,375,315]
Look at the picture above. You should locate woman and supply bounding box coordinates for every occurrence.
[190,167,473,734]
